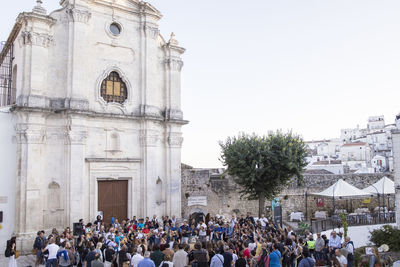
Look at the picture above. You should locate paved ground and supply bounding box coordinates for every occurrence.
[0,254,44,267]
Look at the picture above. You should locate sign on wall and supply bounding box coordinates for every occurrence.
[188,196,207,206]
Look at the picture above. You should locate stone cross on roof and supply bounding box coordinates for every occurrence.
[32,0,47,15]
[168,32,179,46]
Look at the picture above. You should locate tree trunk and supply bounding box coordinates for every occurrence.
[258,193,265,217]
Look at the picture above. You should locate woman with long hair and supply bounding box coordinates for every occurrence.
[5,236,17,267]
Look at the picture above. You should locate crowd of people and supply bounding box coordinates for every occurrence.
[7,213,358,267]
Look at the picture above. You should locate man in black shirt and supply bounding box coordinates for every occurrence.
[222,245,233,267]
[104,246,115,266]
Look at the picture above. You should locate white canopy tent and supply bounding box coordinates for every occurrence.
[363,176,395,195]
[312,179,372,198]
[310,179,372,216]
[363,176,395,220]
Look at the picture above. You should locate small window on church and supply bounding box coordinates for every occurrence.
[110,23,121,36]
[100,71,127,104]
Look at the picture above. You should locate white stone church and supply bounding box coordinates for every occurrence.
[0,0,187,251]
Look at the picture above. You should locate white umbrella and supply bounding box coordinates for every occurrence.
[311,179,372,216]
[312,179,371,198]
[363,176,395,195]
[363,176,395,221]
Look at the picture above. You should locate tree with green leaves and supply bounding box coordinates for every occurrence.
[219,131,308,216]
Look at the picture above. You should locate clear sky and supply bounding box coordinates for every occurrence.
[2,1,400,168]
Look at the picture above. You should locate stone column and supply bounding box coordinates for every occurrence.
[14,120,46,251]
[65,3,91,110]
[140,127,163,217]
[66,121,87,225]
[392,130,400,228]
[166,131,184,217]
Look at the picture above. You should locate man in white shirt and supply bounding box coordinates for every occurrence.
[43,238,59,267]
[258,214,268,229]
[197,221,207,230]
[173,244,188,267]
[131,247,144,267]
[210,251,224,267]
[343,236,354,267]
[329,231,342,253]
[335,249,348,267]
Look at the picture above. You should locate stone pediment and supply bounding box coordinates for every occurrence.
[92,0,162,20]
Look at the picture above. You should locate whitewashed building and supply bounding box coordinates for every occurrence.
[0,0,187,251]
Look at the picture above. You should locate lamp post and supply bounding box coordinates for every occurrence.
[370,184,380,223]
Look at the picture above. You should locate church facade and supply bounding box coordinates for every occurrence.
[0,0,186,251]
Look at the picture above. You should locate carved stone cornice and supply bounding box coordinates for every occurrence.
[66,7,92,24]
[165,58,184,71]
[168,132,183,148]
[140,130,160,147]
[143,24,159,39]
[19,31,53,47]
[15,124,46,144]
[165,109,183,120]
[67,130,87,145]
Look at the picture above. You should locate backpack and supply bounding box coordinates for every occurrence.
[161,261,169,267]
[4,247,11,258]
[257,253,269,267]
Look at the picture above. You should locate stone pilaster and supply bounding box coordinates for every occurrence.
[65,119,87,225]
[392,130,400,228]
[14,121,46,252]
[166,130,183,217]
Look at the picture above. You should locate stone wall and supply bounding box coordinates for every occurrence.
[181,165,395,221]
[181,165,258,218]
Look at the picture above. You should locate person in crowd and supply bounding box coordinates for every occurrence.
[191,242,209,267]
[298,247,315,267]
[235,251,247,267]
[329,231,342,256]
[84,246,98,267]
[343,236,354,267]
[162,243,174,259]
[5,236,17,267]
[132,247,144,267]
[306,235,315,258]
[57,241,71,267]
[34,230,46,267]
[335,249,348,267]
[269,243,282,267]
[104,245,115,267]
[150,244,164,267]
[369,248,381,267]
[173,244,188,267]
[91,253,104,267]
[159,254,173,267]
[43,237,59,267]
[138,251,156,267]
[314,233,325,261]
[210,247,224,267]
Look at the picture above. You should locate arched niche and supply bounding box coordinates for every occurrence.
[48,181,61,210]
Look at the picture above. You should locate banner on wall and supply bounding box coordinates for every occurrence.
[363,198,371,204]
[317,198,324,207]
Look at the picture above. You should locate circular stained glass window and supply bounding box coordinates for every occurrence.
[110,23,121,36]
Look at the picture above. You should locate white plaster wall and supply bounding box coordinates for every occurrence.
[0,107,17,254]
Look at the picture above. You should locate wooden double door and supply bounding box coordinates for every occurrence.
[98,180,128,224]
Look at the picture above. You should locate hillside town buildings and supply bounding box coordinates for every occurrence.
[306,116,396,174]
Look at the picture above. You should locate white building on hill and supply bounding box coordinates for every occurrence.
[307,115,395,173]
